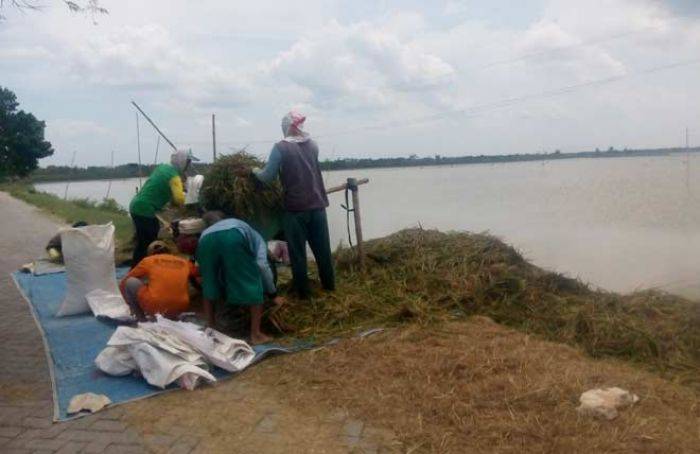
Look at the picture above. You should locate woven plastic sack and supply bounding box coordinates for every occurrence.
[56,223,119,317]
[86,289,134,322]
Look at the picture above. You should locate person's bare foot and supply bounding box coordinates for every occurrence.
[250,332,273,345]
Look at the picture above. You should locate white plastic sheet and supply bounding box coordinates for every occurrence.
[108,326,202,364]
[57,223,119,317]
[86,289,134,322]
[129,343,215,389]
[94,346,137,376]
[95,318,255,390]
[152,316,255,372]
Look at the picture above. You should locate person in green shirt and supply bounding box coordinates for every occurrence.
[196,210,284,344]
[129,150,198,266]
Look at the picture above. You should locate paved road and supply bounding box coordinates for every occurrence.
[0,192,392,453]
[0,192,154,453]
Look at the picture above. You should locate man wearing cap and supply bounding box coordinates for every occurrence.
[129,150,198,266]
[254,111,334,299]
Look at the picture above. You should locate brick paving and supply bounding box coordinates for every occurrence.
[0,192,396,453]
[0,192,152,453]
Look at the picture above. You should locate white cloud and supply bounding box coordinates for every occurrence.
[0,46,51,60]
[2,0,700,165]
[264,16,456,111]
[60,23,253,108]
[48,119,114,139]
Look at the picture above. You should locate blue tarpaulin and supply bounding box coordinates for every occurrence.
[11,268,290,421]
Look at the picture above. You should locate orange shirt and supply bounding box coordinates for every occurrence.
[122,254,196,317]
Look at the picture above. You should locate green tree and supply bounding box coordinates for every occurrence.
[0,87,54,180]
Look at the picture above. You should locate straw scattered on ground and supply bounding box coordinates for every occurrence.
[252,316,700,453]
[274,228,700,389]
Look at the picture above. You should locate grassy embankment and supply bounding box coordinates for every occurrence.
[275,229,700,390]
[1,182,133,262]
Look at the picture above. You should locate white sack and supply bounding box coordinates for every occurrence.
[577,387,639,420]
[86,289,134,322]
[108,325,202,364]
[57,223,119,317]
[177,372,206,391]
[184,175,204,205]
[129,343,215,389]
[95,346,137,376]
[153,315,255,372]
[95,318,256,391]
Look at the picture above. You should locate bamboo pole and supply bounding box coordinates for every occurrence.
[325,177,369,268]
[347,177,365,270]
[153,136,161,165]
[63,150,77,200]
[135,112,143,190]
[131,101,177,152]
[105,150,115,199]
[326,178,369,194]
[212,114,217,161]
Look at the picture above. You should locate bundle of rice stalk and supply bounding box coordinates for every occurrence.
[200,152,284,239]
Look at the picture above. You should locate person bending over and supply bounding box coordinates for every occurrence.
[196,211,283,344]
[120,241,197,321]
[46,221,88,263]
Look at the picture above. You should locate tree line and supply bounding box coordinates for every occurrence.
[3,84,698,184]
[27,146,700,183]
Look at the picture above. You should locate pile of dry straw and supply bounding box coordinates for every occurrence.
[274,228,700,388]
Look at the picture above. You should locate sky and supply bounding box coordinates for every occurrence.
[1,0,699,166]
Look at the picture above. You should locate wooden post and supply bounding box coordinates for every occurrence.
[347,177,365,270]
[212,113,217,161]
[325,178,369,269]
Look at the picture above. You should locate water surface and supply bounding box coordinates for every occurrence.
[37,155,700,299]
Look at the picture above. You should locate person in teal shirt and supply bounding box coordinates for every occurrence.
[196,211,283,344]
[129,150,198,266]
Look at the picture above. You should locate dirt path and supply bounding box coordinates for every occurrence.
[0,191,396,453]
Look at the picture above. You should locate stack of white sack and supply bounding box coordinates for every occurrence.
[95,315,256,390]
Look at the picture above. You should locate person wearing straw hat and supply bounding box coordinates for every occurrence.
[254,111,335,299]
[119,241,198,321]
[128,150,199,266]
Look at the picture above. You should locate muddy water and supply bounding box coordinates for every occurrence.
[37,154,700,299]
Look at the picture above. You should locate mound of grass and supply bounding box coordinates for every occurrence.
[275,228,700,387]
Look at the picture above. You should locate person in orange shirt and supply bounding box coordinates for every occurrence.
[119,241,197,321]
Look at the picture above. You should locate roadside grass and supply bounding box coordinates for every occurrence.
[1,182,133,262]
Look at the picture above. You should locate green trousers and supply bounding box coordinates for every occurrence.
[283,208,335,298]
[196,229,264,306]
